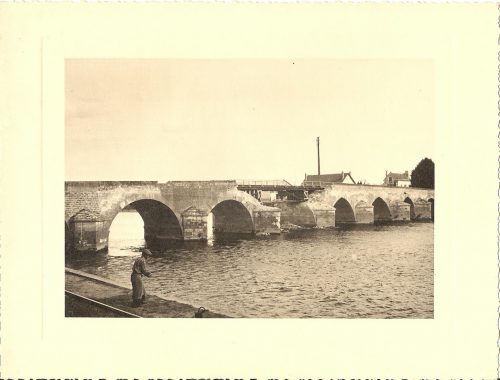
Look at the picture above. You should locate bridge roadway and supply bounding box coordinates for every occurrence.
[65,180,434,252]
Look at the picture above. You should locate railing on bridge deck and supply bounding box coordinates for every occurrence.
[235,179,293,186]
[237,184,324,192]
[236,179,325,204]
[302,181,341,187]
[236,179,324,191]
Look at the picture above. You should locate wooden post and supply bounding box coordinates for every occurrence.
[316,136,321,175]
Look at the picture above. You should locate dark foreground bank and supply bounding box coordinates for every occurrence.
[65,268,230,318]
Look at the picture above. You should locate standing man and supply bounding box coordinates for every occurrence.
[131,248,153,307]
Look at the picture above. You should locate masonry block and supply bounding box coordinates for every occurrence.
[272,201,316,228]
[312,208,336,228]
[182,207,208,240]
[389,201,411,221]
[68,209,108,252]
[253,209,281,235]
[413,199,432,220]
[354,201,374,224]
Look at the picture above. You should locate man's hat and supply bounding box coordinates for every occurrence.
[142,248,153,256]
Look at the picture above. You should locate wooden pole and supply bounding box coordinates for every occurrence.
[316,136,320,175]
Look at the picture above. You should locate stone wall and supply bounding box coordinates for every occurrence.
[271,201,316,228]
[354,201,374,224]
[389,201,411,221]
[182,207,208,240]
[253,210,281,234]
[413,199,432,220]
[65,184,101,221]
[311,208,336,228]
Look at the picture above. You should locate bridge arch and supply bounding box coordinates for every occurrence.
[109,199,183,247]
[334,197,356,224]
[372,197,392,222]
[404,197,416,220]
[209,199,254,235]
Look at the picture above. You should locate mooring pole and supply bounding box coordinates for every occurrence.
[316,136,321,175]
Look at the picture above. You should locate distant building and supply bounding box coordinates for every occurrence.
[383,170,411,187]
[302,171,356,185]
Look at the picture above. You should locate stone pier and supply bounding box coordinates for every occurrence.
[181,207,208,240]
[389,201,411,221]
[311,207,336,228]
[253,209,281,234]
[271,202,316,228]
[267,201,336,229]
[413,199,433,220]
[354,201,374,224]
[68,209,108,252]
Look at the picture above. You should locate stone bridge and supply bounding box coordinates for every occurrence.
[65,180,434,252]
[283,183,434,227]
[65,181,281,252]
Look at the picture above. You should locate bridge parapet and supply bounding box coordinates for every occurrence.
[235,179,292,186]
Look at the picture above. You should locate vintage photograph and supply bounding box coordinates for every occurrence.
[2,1,498,377]
[64,59,435,318]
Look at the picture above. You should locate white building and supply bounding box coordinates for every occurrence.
[383,170,411,187]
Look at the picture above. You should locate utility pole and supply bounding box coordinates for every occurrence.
[316,136,321,175]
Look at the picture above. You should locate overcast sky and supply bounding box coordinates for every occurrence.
[65,59,434,185]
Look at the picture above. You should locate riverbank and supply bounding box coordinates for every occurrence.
[65,268,230,318]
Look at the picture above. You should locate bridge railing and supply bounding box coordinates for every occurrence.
[235,179,293,186]
[302,181,339,187]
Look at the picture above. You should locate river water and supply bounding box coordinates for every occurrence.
[66,211,434,318]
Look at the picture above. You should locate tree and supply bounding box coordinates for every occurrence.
[410,158,434,189]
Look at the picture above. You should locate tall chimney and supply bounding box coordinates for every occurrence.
[316,137,321,175]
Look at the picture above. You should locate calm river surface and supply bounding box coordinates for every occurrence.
[66,211,434,318]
